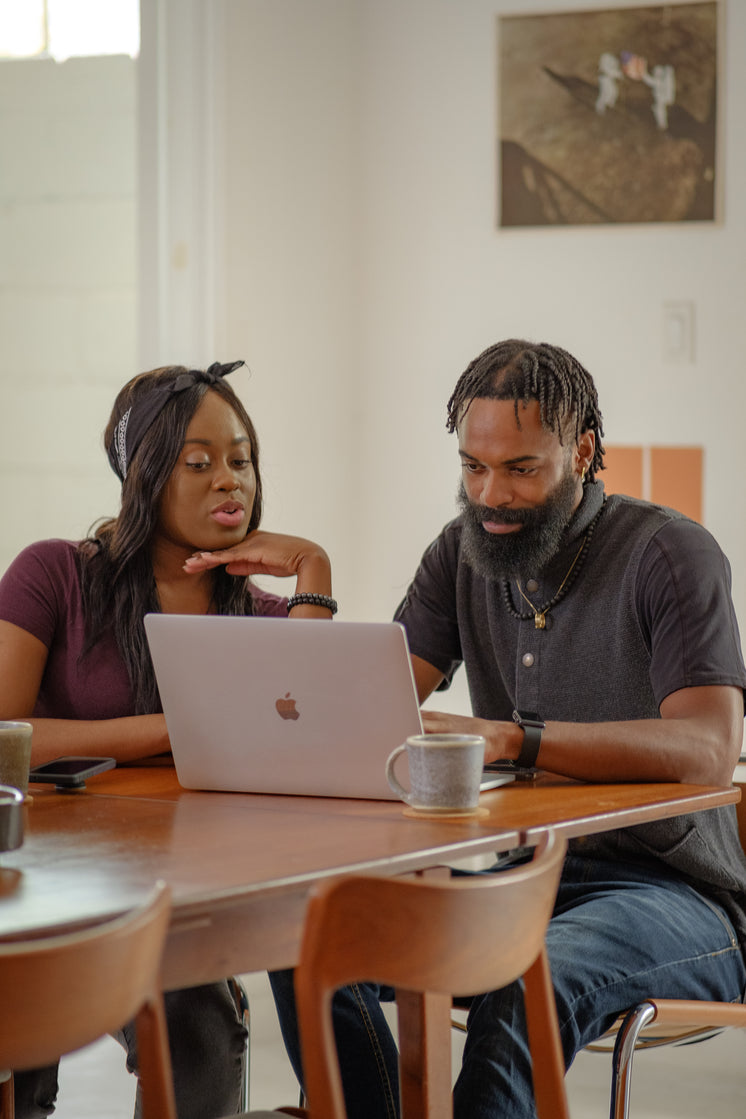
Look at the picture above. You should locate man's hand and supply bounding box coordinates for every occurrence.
[421,709,521,764]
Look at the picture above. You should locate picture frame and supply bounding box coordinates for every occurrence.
[497,2,719,226]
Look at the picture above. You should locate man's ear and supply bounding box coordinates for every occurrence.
[576,430,595,477]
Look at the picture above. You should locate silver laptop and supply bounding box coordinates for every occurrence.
[144,613,514,800]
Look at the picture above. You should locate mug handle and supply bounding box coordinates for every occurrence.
[385,744,411,804]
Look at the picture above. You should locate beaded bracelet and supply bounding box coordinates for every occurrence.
[286,593,338,615]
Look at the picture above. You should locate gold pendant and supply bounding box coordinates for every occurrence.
[534,613,546,630]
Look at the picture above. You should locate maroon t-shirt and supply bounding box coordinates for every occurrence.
[0,539,287,719]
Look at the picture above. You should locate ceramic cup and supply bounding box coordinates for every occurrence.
[0,721,33,797]
[385,733,486,815]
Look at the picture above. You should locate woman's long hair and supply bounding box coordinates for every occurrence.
[79,366,264,713]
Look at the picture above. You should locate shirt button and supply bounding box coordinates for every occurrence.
[522,653,535,667]
[526,579,539,593]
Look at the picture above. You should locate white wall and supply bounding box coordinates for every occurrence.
[218,0,360,612]
[2,1,744,718]
[215,0,746,647]
[0,55,136,574]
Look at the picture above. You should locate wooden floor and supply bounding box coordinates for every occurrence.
[51,970,745,1118]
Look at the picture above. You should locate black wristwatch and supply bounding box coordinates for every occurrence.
[512,709,545,770]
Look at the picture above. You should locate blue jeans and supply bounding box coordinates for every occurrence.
[269,855,746,1119]
[12,981,247,1119]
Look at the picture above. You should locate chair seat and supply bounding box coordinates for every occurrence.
[584,1016,724,1052]
[233,1109,307,1117]
[590,998,746,1119]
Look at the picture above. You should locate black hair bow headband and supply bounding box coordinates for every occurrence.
[108,360,245,482]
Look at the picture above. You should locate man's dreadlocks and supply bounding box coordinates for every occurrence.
[446,339,605,480]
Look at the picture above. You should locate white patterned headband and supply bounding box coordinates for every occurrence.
[107,361,245,481]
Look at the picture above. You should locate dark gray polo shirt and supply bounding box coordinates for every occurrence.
[395,481,746,951]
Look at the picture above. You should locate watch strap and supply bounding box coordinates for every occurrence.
[512,709,545,769]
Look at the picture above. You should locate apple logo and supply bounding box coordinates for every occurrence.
[275,692,300,721]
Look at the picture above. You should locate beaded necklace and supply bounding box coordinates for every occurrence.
[501,498,606,630]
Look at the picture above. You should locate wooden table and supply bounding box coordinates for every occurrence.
[0,767,739,1119]
[0,767,738,990]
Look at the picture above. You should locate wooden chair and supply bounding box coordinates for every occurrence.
[0,883,301,1119]
[581,777,746,1119]
[0,911,254,1116]
[453,965,746,1119]
[286,828,568,1119]
[0,829,567,1119]
[0,883,176,1119]
[586,997,746,1119]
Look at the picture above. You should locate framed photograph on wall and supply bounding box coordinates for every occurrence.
[497,2,719,227]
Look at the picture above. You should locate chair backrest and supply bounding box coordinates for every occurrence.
[294,829,569,1119]
[0,882,176,1119]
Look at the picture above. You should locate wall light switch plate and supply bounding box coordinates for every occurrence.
[662,301,695,363]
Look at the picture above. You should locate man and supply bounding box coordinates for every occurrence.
[270,339,746,1118]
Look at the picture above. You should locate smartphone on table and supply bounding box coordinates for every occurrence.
[28,756,116,790]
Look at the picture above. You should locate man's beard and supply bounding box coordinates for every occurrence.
[458,468,580,581]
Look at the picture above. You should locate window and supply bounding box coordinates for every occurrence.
[0,0,139,61]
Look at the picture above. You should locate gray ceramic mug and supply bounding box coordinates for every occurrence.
[385,733,486,815]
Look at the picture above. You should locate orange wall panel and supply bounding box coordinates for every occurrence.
[601,446,643,500]
[601,445,703,524]
[650,446,703,523]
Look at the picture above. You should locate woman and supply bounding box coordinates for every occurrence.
[0,360,336,1118]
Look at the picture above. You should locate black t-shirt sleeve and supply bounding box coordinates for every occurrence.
[394,522,464,688]
[635,518,746,707]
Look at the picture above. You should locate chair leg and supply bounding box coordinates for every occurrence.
[609,1002,657,1119]
[135,998,179,1119]
[228,976,251,1111]
[0,1072,14,1119]
[523,949,570,1119]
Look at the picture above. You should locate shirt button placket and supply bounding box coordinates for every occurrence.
[516,619,540,712]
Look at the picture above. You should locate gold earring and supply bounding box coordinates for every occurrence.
[581,466,587,481]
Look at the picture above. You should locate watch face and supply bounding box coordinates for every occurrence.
[513,709,543,726]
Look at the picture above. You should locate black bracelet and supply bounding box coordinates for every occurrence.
[286,593,338,615]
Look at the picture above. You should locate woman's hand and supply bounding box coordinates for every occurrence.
[421,709,521,764]
[184,530,334,616]
[184,530,331,586]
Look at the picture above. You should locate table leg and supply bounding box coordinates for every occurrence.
[396,989,453,1119]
